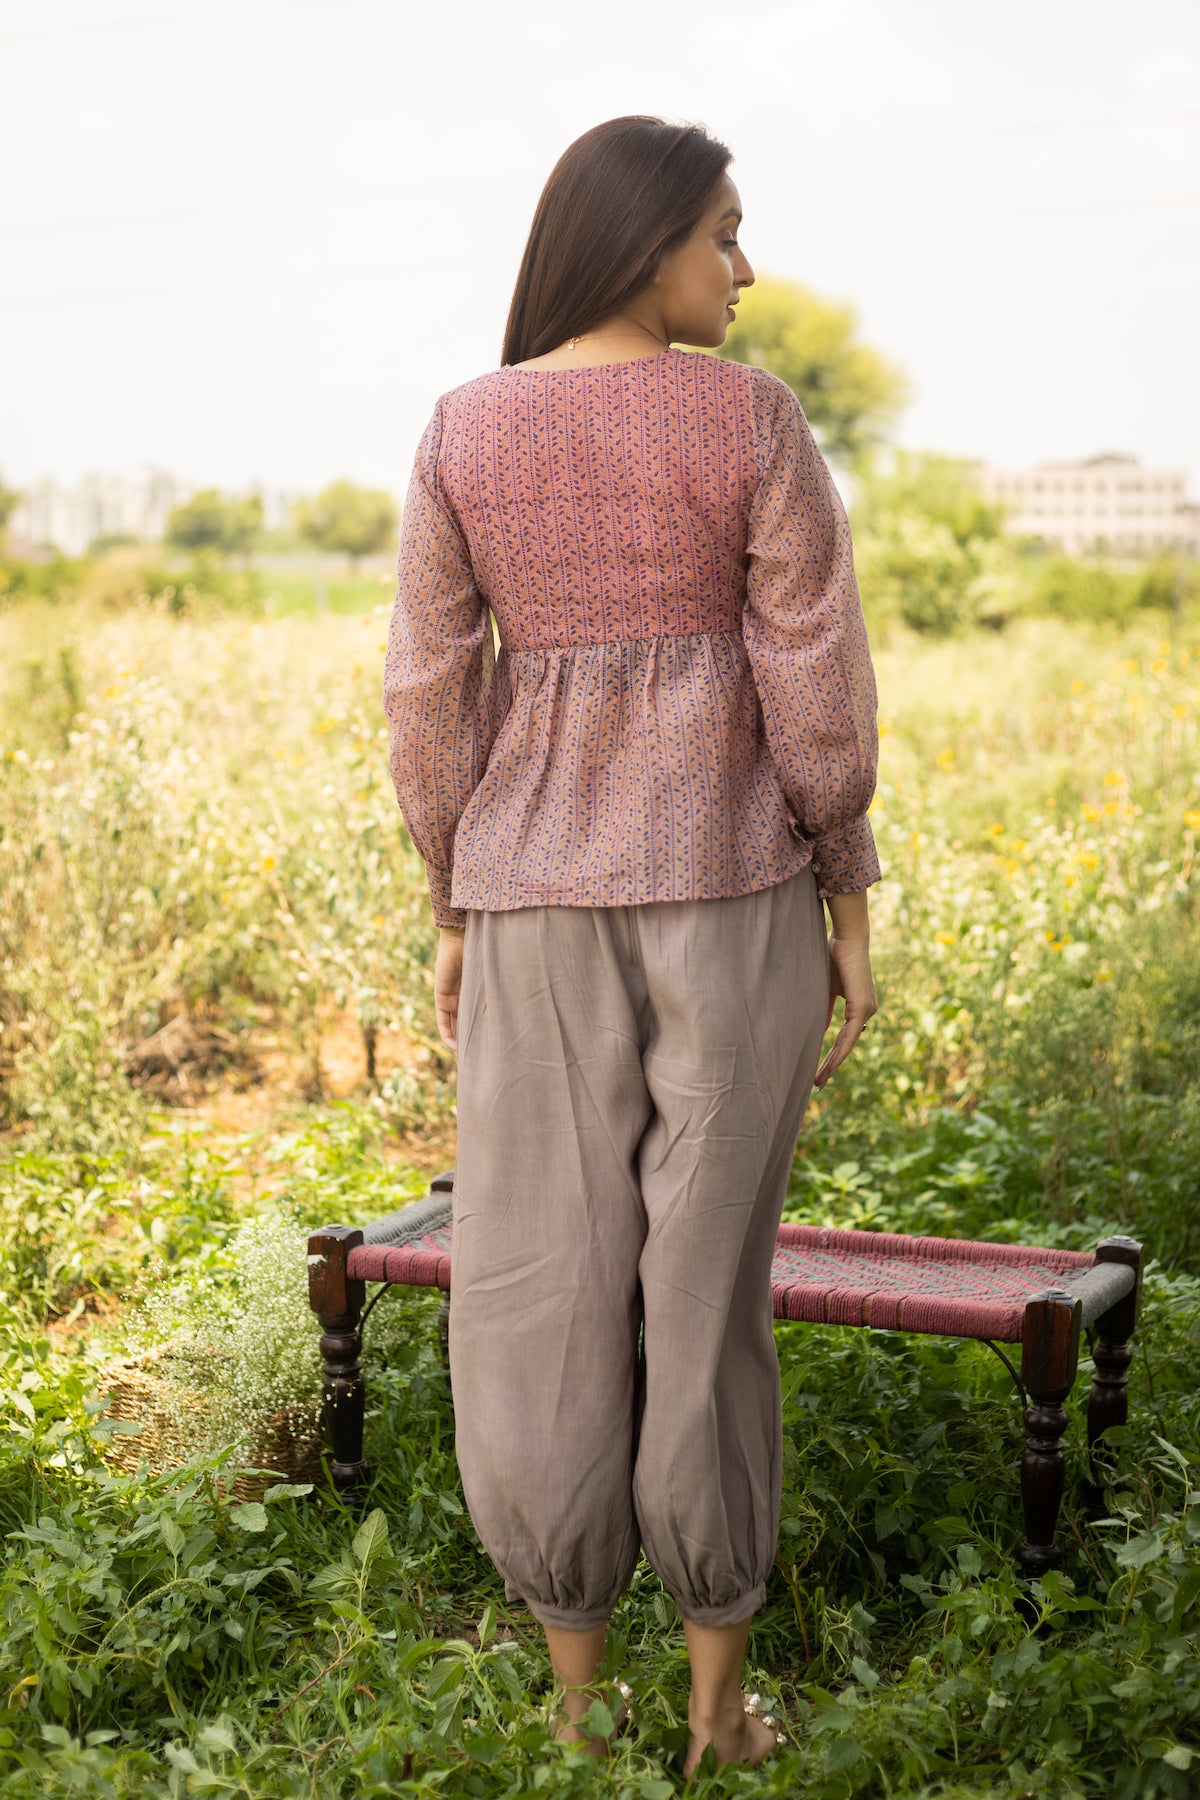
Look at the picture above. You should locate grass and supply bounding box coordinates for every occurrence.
[0,595,1198,1795]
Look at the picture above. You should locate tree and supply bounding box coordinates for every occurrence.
[166,490,263,561]
[294,481,398,574]
[710,274,911,469]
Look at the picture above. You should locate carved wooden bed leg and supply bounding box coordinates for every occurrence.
[1018,1287,1082,1583]
[307,1225,367,1497]
[437,1293,451,1381]
[1082,1236,1143,1517]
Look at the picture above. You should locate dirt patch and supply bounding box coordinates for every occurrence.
[158,1004,459,1174]
[124,1014,260,1102]
[42,1289,126,1347]
[386,1121,458,1174]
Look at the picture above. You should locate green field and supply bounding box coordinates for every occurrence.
[1,593,1198,1796]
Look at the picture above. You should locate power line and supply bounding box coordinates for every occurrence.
[744,108,1199,161]
[0,246,507,308]
[0,0,327,43]
[2,190,1197,310]
[1,110,1193,241]
[0,170,534,240]
[789,188,1200,239]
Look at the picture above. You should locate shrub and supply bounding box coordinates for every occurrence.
[0,552,90,607]
[851,451,1021,635]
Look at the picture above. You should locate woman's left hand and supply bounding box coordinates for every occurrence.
[434,926,466,1050]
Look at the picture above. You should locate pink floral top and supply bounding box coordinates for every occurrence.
[384,346,881,930]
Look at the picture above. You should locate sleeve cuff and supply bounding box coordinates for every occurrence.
[808,816,882,898]
[426,868,468,931]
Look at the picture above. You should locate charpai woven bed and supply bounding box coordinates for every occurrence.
[308,1171,1143,1580]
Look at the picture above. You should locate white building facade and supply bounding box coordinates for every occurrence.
[979,454,1198,557]
[8,470,305,556]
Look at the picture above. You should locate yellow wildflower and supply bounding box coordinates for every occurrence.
[1081,804,1100,821]
[935,930,956,946]
[1069,679,1086,694]
[1185,810,1200,832]
[987,822,1005,836]
[1103,771,1125,787]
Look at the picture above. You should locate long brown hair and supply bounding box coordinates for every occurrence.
[500,116,732,367]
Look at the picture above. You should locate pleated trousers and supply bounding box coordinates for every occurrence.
[449,865,829,1630]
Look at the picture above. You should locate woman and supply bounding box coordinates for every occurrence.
[384,114,880,1774]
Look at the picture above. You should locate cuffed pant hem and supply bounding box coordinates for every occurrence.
[522,1598,615,1632]
[675,1583,766,1628]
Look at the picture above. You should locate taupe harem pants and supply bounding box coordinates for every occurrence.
[450,865,829,1631]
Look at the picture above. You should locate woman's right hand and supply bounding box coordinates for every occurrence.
[434,925,466,1051]
[814,891,877,1089]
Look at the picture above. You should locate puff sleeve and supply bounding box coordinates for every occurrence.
[383,396,501,930]
[741,370,881,897]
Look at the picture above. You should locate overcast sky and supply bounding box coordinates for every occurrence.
[2,0,1197,501]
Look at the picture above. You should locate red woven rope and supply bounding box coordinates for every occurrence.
[775,1223,1093,1271]
[349,1234,452,1290]
[345,1222,1096,1342]
[770,1226,1093,1341]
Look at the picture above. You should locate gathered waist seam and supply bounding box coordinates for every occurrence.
[502,625,746,656]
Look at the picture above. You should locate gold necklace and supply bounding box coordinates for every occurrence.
[564,328,669,353]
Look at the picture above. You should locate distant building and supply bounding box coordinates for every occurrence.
[9,467,191,556]
[8,469,306,556]
[978,454,1197,557]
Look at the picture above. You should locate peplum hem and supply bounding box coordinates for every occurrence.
[446,629,813,914]
[451,841,815,916]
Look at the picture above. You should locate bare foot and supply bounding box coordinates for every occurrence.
[683,1698,780,1776]
[552,1716,611,1759]
[551,1683,630,1759]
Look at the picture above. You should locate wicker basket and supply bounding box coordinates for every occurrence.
[95,1342,325,1502]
